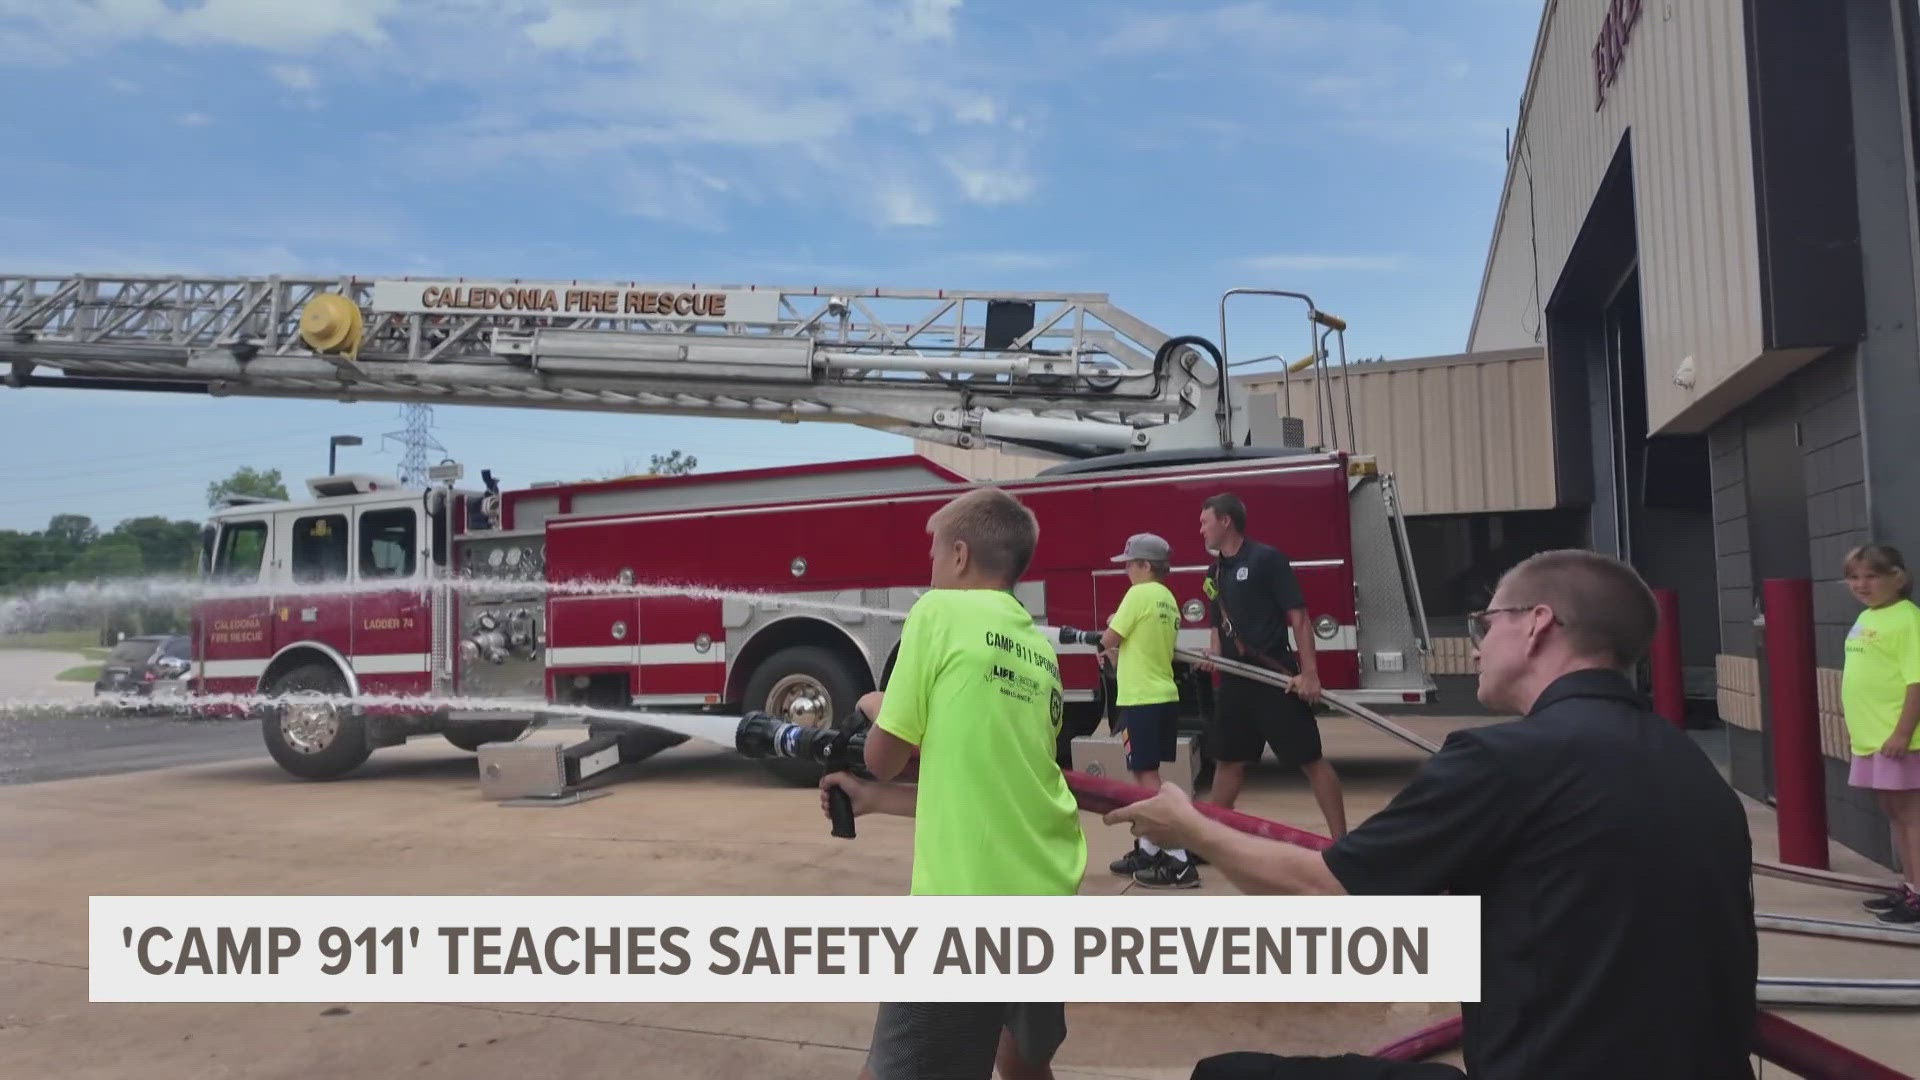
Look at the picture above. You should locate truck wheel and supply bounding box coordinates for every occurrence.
[260,663,371,780]
[742,645,865,786]
[444,721,531,752]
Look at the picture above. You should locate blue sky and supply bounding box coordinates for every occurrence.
[0,0,1540,534]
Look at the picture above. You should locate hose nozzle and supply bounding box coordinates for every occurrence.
[1057,625,1103,647]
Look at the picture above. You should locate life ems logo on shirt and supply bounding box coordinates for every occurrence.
[1235,566,1249,581]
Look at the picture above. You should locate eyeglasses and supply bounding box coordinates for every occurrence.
[1466,605,1562,646]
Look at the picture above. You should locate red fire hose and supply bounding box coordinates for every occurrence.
[1065,772,1909,1079]
[1368,1012,1909,1078]
[1064,770,1331,851]
[1370,1016,1463,1063]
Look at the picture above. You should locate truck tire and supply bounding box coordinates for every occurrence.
[260,662,372,780]
[741,645,865,786]
[444,721,531,752]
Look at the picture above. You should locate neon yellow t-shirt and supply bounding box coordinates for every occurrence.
[1109,580,1179,706]
[1841,598,1920,755]
[877,589,1087,896]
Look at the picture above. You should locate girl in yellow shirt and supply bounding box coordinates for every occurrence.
[1841,544,1920,923]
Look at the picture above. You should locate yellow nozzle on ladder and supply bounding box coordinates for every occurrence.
[299,293,365,359]
[1287,351,1321,374]
[1311,310,1348,332]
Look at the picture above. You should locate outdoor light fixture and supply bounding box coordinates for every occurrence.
[329,434,363,474]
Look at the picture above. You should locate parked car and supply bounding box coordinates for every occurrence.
[94,635,192,711]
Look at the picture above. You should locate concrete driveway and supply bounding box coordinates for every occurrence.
[0,716,1913,1077]
[0,648,94,703]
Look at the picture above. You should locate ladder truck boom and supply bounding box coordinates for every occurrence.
[0,273,1350,461]
[1,269,1431,790]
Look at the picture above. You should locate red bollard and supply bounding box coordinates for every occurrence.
[1763,578,1828,869]
[1651,588,1686,728]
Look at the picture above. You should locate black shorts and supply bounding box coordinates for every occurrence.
[866,1002,1065,1079]
[1211,673,1321,767]
[1117,701,1180,773]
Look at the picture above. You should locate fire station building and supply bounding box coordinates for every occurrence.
[928,0,1920,866]
[1462,0,1920,865]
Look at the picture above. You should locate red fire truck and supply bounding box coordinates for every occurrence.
[0,274,1432,779]
[192,447,1430,778]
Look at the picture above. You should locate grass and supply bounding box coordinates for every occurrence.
[57,664,103,683]
[0,630,100,653]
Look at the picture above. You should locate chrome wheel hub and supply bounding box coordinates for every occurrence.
[279,692,340,754]
[767,674,830,729]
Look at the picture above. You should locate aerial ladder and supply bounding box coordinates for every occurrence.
[0,273,1355,461]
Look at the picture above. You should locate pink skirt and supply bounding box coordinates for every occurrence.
[1849,752,1920,790]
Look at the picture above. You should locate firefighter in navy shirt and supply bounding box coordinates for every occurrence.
[1198,492,1348,838]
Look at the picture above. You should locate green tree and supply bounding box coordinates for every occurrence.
[67,535,144,581]
[207,467,288,508]
[649,450,698,476]
[110,517,203,575]
[44,513,98,553]
[0,531,58,589]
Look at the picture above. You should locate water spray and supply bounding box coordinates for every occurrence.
[0,572,901,638]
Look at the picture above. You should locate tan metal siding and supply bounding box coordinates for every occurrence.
[1467,0,1764,434]
[1245,349,1555,516]
[910,440,1052,482]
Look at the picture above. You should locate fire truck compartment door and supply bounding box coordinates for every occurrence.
[272,509,354,659]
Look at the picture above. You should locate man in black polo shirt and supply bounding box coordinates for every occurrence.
[1199,492,1348,838]
[1108,549,1757,1080]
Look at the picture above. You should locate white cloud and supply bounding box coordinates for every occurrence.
[952,95,999,126]
[875,181,940,228]
[0,0,1043,228]
[0,0,400,53]
[1099,3,1404,57]
[941,151,1036,206]
[270,63,317,90]
[167,0,399,48]
[1239,255,1406,273]
[1093,3,1496,161]
[174,111,210,127]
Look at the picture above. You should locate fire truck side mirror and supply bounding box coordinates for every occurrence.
[425,489,449,568]
[199,524,217,576]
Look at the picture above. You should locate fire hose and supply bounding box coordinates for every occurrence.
[732,709,1919,1063]
[1069,628,1904,902]
[1371,1011,1915,1079]
[1048,624,1442,755]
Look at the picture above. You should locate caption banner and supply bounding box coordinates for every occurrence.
[92,895,1480,1003]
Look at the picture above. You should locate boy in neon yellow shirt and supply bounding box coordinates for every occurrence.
[1098,533,1199,888]
[822,486,1086,1080]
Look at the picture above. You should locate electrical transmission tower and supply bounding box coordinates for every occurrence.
[382,403,445,487]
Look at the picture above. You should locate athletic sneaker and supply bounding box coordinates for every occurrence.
[1109,846,1154,875]
[1133,852,1200,889]
[1876,890,1920,925]
[1863,887,1908,914]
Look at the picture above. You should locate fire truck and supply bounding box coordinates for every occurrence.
[1,274,1433,780]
